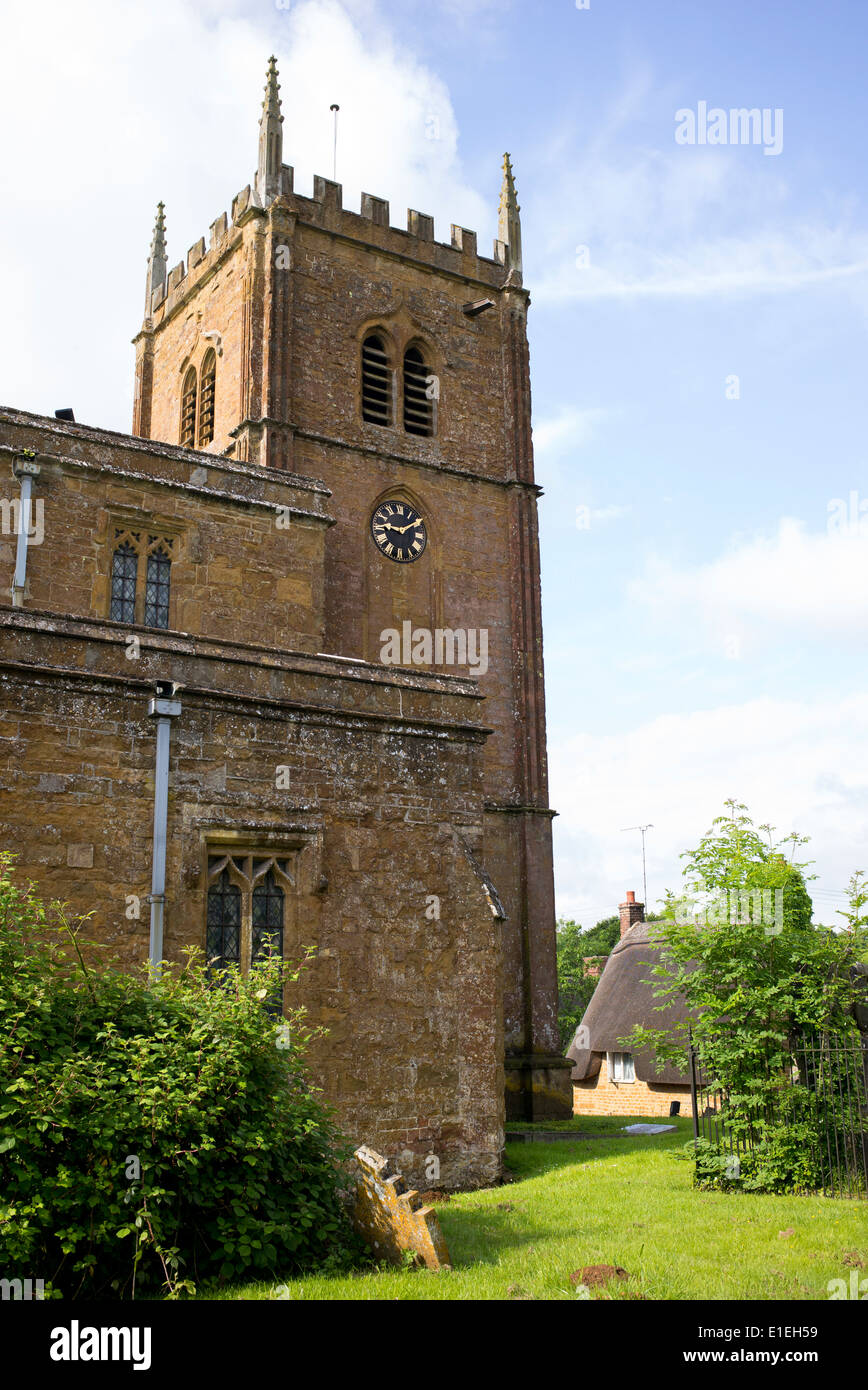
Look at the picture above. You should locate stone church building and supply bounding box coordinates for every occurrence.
[0,58,572,1188]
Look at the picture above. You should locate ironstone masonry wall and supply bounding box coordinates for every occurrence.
[0,410,504,1188]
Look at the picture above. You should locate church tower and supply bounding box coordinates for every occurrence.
[132,59,572,1118]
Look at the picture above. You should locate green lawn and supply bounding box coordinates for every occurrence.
[505,1114,649,1134]
[204,1117,867,1301]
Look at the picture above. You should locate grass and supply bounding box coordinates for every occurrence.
[505,1114,649,1134]
[202,1116,867,1301]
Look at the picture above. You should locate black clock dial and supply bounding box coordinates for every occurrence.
[371,500,427,563]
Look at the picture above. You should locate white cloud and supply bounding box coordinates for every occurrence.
[0,0,494,432]
[551,693,868,926]
[588,504,628,526]
[532,405,606,456]
[630,516,868,645]
[433,0,510,27]
[536,235,868,303]
[526,94,868,304]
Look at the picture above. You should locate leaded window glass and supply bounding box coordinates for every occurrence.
[252,869,284,961]
[145,546,171,628]
[206,868,241,972]
[252,869,284,1016]
[110,542,138,623]
[204,853,294,1014]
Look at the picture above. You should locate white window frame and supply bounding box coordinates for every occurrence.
[608,1051,635,1083]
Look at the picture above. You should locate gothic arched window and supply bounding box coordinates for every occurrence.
[206,868,241,972]
[198,350,216,447]
[361,333,394,427]
[252,867,284,964]
[205,852,293,1015]
[180,366,197,447]
[403,345,435,437]
[110,541,138,624]
[144,542,171,629]
[252,868,284,1015]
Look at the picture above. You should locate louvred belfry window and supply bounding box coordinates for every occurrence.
[198,349,216,446]
[361,334,393,426]
[403,346,435,437]
[180,366,197,447]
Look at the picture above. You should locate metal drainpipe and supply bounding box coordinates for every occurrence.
[147,686,182,974]
[11,456,41,606]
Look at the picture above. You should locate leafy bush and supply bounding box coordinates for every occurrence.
[688,1086,834,1195]
[628,801,868,1196]
[0,854,363,1298]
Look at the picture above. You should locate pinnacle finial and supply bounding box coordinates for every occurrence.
[144,201,168,319]
[498,153,523,284]
[149,201,167,259]
[500,153,517,204]
[262,54,282,121]
[257,56,284,205]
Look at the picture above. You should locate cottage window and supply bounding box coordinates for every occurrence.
[609,1051,635,1083]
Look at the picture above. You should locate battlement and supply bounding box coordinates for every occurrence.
[288,168,510,284]
[139,55,523,338]
[145,163,514,329]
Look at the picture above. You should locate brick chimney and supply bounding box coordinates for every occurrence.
[619,890,645,938]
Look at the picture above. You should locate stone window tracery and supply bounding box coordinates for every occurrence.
[206,853,295,1016]
[108,528,174,629]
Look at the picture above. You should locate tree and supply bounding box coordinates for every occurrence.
[576,915,620,957]
[628,800,867,1192]
[556,915,621,1050]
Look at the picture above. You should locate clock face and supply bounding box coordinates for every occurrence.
[371,500,428,563]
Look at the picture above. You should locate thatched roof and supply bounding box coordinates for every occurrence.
[567,922,693,1085]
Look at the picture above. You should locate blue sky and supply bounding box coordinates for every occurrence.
[3,0,868,927]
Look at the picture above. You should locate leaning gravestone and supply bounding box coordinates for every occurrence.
[351,1146,452,1271]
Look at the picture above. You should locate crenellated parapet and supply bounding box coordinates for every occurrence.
[141,171,515,335]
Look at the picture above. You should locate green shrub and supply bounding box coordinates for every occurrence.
[0,853,363,1298]
[629,801,868,1196]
